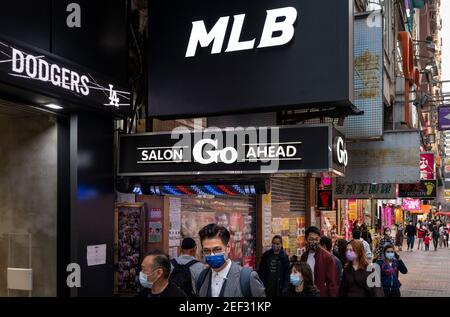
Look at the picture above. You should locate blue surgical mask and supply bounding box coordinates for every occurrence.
[290,274,302,286]
[205,253,226,269]
[139,271,152,289]
[385,252,396,260]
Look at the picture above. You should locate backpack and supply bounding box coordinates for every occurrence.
[169,259,198,296]
[196,266,253,297]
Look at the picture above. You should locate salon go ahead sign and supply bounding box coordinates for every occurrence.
[118,125,348,176]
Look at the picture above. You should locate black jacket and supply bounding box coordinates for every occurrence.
[257,249,290,297]
[405,225,417,237]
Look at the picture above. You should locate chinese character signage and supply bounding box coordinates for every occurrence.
[398,180,437,199]
[333,182,396,199]
[402,198,421,211]
[420,153,435,180]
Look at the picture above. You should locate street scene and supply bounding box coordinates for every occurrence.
[1,0,450,301]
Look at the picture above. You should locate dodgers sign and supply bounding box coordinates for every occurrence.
[0,37,131,113]
[148,0,354,118]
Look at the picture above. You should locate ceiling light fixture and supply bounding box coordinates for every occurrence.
[44,104,63,110]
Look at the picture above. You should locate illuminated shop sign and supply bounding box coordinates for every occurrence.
[148,0,354,118]
[0,39,130,112]
[118,125,347,176]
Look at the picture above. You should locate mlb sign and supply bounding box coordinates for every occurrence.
[148,0,354,118]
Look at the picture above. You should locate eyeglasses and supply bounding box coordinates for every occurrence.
[202,247,224,256]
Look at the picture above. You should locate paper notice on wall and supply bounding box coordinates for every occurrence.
[149,208,162,220]
[169,197,181,230]
[169,247,178,259]
[272,218,283,236]
[282,236,289,250]
[169,230,181,247]
[148,222,162,243]
[87,244,107,266]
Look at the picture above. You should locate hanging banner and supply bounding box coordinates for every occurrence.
[420,153,435,180]
[438,106,450,131]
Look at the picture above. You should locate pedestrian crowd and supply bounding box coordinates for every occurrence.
[136,218,450,298]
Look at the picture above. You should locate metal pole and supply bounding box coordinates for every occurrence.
[7,234,10,297]
[29,233,32,297]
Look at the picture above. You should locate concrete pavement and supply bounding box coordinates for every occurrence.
[398,242,450,297]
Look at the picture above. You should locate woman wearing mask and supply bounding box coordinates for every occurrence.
[284,262,320,297]
[376,245,408,297]
[340,240,384,297]
[257,235,290,297]
[375,227,395,261]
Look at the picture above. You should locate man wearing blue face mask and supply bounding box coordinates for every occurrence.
[257,235,290,297]
[196,223,266,297]
[138,250,186,297]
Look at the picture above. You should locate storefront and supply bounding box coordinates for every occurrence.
[116,124,349,294]
[333,182,397,237]
[0,30,130,297]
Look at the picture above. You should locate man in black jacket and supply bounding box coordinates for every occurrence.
[405,221,417,252]
[257,235,290,297]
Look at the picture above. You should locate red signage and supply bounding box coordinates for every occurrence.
[420,153,435,180]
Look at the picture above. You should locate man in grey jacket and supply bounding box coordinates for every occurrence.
[196,223,266,297]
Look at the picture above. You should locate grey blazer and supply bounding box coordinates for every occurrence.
[198,261,266,297]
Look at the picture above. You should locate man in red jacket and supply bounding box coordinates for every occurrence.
[300,226,339,297]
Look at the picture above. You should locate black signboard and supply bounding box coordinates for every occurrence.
[148,0,354,118]
[118,125,347,176]
[398,180,437,199]
[0,37,131,114]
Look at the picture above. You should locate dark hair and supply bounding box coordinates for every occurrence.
[305,226,321,238]
[335,239,348,266]
[272,235,283,243]
[383,244,395,254]
[145,249,171,279]
[352,228,362,240]
[383,227,391,235]
[198,223,231,246]
[291,262,319,294]
[319,236,332,252]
